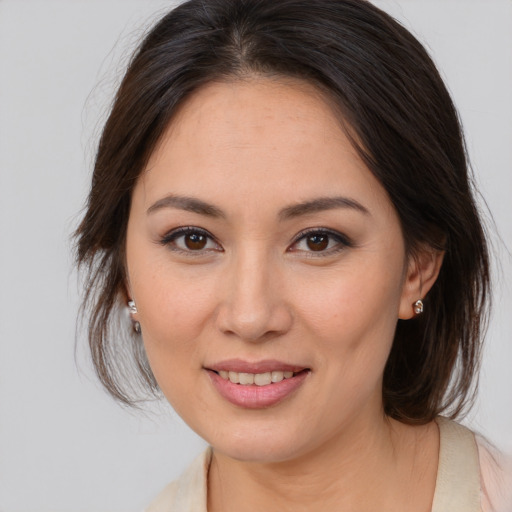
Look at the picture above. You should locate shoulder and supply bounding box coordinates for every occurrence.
[433,417,512,512]
[476,435,512,512]
[144,448,211,512]
[435,418,512,512]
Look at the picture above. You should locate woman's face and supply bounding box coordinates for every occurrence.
[126,78,422,462]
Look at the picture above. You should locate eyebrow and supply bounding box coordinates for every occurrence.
[278,196,370,220]
[147,195,225,218]
[147,194,369,219]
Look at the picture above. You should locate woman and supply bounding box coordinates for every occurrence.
[75,0,511,510]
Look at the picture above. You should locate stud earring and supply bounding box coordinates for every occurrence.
[127,300,141,333]
[413,299,424,315]
[128,300,137,314]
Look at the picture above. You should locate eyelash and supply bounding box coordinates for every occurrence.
[289,228,354,257]
[159,226,353,257]
[159,226,222,255]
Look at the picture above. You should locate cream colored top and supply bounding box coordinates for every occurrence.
[146,418,512,512]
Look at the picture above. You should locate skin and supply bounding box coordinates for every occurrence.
[125,78,444,511]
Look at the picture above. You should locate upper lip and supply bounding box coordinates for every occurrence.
[205,359,308,374]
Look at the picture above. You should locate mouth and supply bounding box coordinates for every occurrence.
[205,360,310,409]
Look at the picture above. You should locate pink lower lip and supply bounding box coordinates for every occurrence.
[207,370,309,409]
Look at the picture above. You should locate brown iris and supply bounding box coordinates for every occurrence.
[185,233,207,250]
[306,234,329,251]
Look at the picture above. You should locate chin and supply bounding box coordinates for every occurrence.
[197,417,317,464]
[215,438,304,464]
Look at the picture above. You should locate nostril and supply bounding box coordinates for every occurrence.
[216,301,294,343]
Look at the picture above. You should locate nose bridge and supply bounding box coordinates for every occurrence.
[216,242,291,341]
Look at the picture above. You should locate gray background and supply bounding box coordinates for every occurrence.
[0,1,510,510]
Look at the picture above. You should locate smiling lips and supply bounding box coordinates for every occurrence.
[206,360,310,409]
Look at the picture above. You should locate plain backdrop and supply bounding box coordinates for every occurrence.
[0,1,510,511]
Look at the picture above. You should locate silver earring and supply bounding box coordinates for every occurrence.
[413,299,424,315]
[127,300,141,333]
[128,300,138,314]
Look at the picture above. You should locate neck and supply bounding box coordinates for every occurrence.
[207,413,438,512]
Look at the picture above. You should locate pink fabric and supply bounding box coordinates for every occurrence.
[478,437,512,512]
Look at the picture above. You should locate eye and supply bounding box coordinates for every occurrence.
[160,227,222,253]
[289,229,352,255]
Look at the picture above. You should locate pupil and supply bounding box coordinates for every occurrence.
[307,234,329,251]
[185,233,207,250]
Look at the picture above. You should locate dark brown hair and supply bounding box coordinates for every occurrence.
[76,0,490,421]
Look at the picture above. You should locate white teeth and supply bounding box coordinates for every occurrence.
[239,373,254,385]
[218,370,298,385]
[254,372,272,386]
[228,371,240,384]
[271,371,284,383]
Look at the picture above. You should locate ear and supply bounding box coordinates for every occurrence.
[398,247,444,320]
[122,261,134,303]
[124,281,133,302]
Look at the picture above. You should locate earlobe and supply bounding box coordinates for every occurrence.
[398,248,444,320]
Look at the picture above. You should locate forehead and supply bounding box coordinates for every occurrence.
[138,78,389,215]
[165,77,343,140]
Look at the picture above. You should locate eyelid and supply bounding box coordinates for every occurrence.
[159,226,223,254]
[158,226,352,256]
[288,227,353,255]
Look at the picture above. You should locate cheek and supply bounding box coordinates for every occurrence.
[137,271,215,349]
[292,255,405,390]
[291,265,403,418]
[296,263,403,338]
[134,271,217,415]
[127,250,219,382]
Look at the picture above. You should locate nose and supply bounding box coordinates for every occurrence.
[215,247,293,342]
